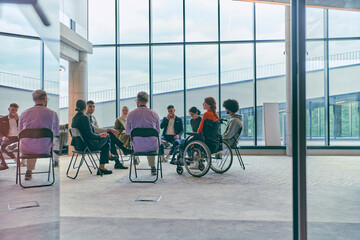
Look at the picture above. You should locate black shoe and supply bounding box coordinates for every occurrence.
[109,154,118,161]
[151,166,157,176]
[122,148,133,156]
[97,168,113,175]
[114,162,128,169]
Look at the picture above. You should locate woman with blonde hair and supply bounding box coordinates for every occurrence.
[114,106,130,148]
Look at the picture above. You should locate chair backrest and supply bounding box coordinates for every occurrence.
[130,128,159,139]
[69,128,87,151]
[19,128,53,139]
[230,127,243,148]
[203,119,221,153]
[69,128,83,140]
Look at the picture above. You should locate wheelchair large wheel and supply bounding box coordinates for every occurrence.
[183,140,211,177]
[210,141,233,174]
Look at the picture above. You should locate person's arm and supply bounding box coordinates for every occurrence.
[197,112,209,133]
[177,117,184,138]
[156,113,161,134]
[53,112,60,137]
[92,123,107,133]
[223,119,240,140]
[160,117,168,129]
[125,114,131,136]
[114,119,124,132]
[79,116,101,140]
[18,113,24,133]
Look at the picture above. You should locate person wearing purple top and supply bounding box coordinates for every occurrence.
[19,90,60,180]
[126,91,160,175]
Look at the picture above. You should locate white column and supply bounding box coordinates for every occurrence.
[285,6,292,156]
[68,52,88,155]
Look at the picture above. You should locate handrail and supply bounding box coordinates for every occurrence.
[1,50,359,108]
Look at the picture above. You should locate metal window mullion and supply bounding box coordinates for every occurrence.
[324,9,330,146]
[149,0,153,109]
[292,0,307,239]
[115,0,120,117]
[183,0,187,134]
[40,41,44,90]
[218,0,221,118]
[253,3,257,146]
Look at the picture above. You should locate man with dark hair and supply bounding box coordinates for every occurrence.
[0,103,19,170]
[86,100,131,169]
[222,99,243,147]
[160,105,183,161]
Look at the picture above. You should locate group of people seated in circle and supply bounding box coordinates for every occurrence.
[71,91,243,176]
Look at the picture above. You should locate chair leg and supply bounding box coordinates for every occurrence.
[20,156,56,188]
[84,157,93,174]
[66,153,82,179]
[235,149,245,170]
[87,153,102,176]
[47,157,53,181]
[129,154,135,182]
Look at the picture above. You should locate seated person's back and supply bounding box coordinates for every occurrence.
[222,99,243,147]
[19,104,59,155]
[126,107,160,153]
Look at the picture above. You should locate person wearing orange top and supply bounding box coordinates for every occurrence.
[197,97,219,133]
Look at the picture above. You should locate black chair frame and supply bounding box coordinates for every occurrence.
[229,127,245,170]
[16,128,55,188]
[66,128,103,179]
[129,128,162,183]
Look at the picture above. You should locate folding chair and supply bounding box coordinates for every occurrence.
[230,127,245,170]
[129,128,162,183]
[16,128,55,188]
[66,128,102,179]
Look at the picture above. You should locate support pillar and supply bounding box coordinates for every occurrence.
[285,5,292,156]
[68,52,88,155]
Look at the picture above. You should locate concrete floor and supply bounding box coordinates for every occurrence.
[0,155,359,240]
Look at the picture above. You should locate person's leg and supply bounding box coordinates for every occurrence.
[27,158,37,171]
[1,138,16,160]
[147,156,156,175]
[52,137,60,167]
[25,158,37,180]
[108,131,130,153]
[170,138,181,155]
[99,141,110,167]
[147,156,155,167]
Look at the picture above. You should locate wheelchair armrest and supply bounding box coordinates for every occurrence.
[185,132,201,136]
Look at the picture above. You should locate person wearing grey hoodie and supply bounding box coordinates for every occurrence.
[222,99,243,147]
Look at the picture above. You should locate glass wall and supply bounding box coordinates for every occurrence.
[86,1,360,147]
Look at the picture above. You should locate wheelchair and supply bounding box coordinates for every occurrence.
[171,119,233,177]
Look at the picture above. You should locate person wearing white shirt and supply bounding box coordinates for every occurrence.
[0,103,19,170]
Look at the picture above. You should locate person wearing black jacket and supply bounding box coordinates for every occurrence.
[0,103,19,170]
[160,105,183,161]
[71,100,113,175]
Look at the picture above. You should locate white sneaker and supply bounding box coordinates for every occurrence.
[189,162,199,170]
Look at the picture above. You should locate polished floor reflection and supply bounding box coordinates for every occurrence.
[1,155,359,240]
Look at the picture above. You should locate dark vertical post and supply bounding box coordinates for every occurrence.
[115,0,120,117]
[183,0,187,133]
[292,0,307,239]
[324,9,330,145]
[41,41,44,90]
[217,0,222,118]
[309,101,312,140]
[253,3,257,146]
[149,0,153,109]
